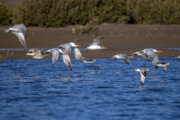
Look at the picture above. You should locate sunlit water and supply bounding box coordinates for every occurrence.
[0,58,180,120]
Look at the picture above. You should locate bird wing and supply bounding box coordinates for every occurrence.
[122,58,129,64]
[112,55,118,59]
[13,24,26,31]
[142,70,147,76]
[4,24,26,33]
[59,43,72,53]
[145,49,159,62]
[62,54,72,71]
[72,47,84,62]
[152,54,159,69]
[153,54,159,64]
[4,28,10,33]
[163,66,167,71]
[92,38,100,45]
[163,63,169,71]
[50,49,60,66]
[88,38,100,46]
[176,55,180,59]
[140,72,146,85]
[21,29,27,37]
[147,52,155,61]
[12,32,27,50]
[133,51,141,56]
[140,53,149,60]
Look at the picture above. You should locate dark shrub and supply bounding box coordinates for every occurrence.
[0,3,12,25]
[12,0,180,26]
[127,0,180,24]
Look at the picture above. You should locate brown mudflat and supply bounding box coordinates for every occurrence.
[0,24,180,59]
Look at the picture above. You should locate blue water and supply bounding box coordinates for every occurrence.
[0,58,180,120]
[166,48,180,50]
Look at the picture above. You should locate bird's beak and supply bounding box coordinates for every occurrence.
[129,56,134,58]
[77,44,81,47]
[158,50,163,53]
[103,46,107,49]
[64,51,69,54]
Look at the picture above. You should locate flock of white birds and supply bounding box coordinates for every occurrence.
[4,24,180,86]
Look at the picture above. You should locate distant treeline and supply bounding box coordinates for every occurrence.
[0,0,180,26]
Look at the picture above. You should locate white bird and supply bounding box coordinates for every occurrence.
[152,53,159,68]
[59,42,83,63]
[141,48,160,62]
[4,24,27,50]
[134,48,160,69]
[156,62,170,71]
[62,53,72,71]
[47,48,72,71]
[141,48,163,54]
[26,49,49,59]
[86,38,106,50]
[132,51,149,60]
[134,48,162,61]
[135,68,150,85]
[112,54,133,64]
[176,55,180,59]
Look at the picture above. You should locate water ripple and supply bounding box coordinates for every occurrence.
[0,58,179,120]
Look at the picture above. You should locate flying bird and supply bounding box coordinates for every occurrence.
[141,48,163,54]
[142,48,159,61]
[155,62,170,71]
[132,51,149,60]
[47,48,72,71]
[59,42,83,63]
[133,48,162,61]
[140,48,160,62]
[112,54,133,64]
[133,48,160,69]
[4,24,27,51]
[135,68,150,85]
[176,55,180,59]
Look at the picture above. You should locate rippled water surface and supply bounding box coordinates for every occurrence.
[0,58,180,120]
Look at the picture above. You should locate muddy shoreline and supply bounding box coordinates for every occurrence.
[0,24,180,59]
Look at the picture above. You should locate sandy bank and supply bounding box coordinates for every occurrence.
[0,24,180,59]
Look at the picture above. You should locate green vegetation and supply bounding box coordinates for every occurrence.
[0,3,12,25]
[128,0,180,24]
[0,0,180,26]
